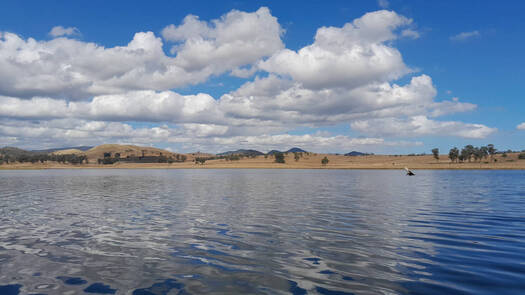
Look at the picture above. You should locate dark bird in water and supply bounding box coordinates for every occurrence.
[404,167,415,176]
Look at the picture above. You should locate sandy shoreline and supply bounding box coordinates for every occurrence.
[2,153,524,170]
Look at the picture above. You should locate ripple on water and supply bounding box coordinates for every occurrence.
[0,169,524,294]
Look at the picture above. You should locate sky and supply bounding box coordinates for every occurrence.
[0,0,523,154]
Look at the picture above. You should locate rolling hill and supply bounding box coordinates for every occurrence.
[286,147,307,153]
[217,149,264,156]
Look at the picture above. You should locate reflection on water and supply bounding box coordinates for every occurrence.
[0,169,524,294]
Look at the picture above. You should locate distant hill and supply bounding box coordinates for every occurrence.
[31,146,93,153]
[345,151,372,156]
[0,147,34,157]
[266,150,282,155]
[52,149,85,155]
[84,144,182,160]
[286,147,307,153]
[217,149,264,156]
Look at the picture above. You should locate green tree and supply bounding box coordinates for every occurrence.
[487,144,496,161]
[462,145,475,162]
[479,146,489,161]
[294,152,300,161]
[274,152,285,163]
[472,147,481,162]
[431,148,439,161]
[321,156,329,165]
[448,147,459,163]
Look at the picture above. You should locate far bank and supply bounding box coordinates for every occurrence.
[2,153,524,170]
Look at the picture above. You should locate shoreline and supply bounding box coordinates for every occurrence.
[2,164,524,171]
[2,153,524,170]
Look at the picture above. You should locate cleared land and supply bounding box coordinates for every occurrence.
[2,152,524,170]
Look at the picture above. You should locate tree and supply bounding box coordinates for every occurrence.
[448,147,459,163]
[479,146,489,161]
[487,144,496,161]
[463,145,475,162]
[274,152,285,163]
[294,152,300,162]
[431,148,439,161]
[472,147,481,162]
[195,157,206,165]
[321,156,329,165]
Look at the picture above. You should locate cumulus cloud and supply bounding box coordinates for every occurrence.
[0,32,178,99]
[162,7,283,75]
[351,116,496,139]
[0,117,418,153]
[517,122,525,130]
[219,74,474,125]
[0,8,497,151]
[259,10,413,90]
[49,26,80,37]
[0,8,283,99]
[450,30,480,41]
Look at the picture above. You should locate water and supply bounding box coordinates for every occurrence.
[0,169,524,295]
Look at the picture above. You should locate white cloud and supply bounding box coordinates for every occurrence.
[0,73,483,138]
[450,30,480,41]
[220,74,443,124]
[517,122,525,130]
[0,8,283,99]
[49,26,80,37]
[0,31,180,99]
[162,7,283,76]
[429,99,477,117]
[259,10,413,90]
[350,116,496,139]
[206,133,420,153]
[0,117,420,153]
[378,0,389,9]
[401,29,420,39]
[0,9,497,151]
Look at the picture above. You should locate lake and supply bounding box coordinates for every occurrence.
[0,169,524,294]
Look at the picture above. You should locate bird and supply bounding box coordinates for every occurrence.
[404,167,415,176]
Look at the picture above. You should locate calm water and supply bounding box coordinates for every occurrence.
[0,169,524,295]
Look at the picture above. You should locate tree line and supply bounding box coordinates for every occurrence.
[0,151,88,165]
[428,144,498,163]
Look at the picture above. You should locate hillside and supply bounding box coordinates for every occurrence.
[32,146,92,153]
[217,149,264,156]
[84,144,183,161]
[286,147,307,153]
[266,150,282,155]
[52,149,85,155]
[345,151,370,156]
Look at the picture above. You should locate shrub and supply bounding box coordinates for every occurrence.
[518,153,525,160]
[274,152,285,163]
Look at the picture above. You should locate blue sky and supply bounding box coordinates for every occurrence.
[0,0,523,153]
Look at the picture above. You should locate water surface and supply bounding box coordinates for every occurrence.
[0,169,524,294]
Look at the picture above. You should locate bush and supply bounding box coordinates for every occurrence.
[274,152,285,163]
[321,156,329,165]
[519,153,525,160]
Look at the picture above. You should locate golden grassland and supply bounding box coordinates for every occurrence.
[2,152,524,170]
